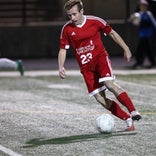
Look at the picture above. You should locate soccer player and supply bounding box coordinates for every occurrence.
[58,0,141,131]
[0,58,24,76]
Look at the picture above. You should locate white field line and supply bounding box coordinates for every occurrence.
[0,69,156,77]
[117,79,156,90]
[0,109,156,115]
[0,145,22,156]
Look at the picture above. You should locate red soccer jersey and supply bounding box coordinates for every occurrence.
[60,15,112,71]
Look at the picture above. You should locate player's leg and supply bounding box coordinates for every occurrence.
[0,58,24,76]
[16,60,24,76]
[94,91,134,131]
[96,54,141,121]
[0,58,17,69]
[145,38,156,68]
[81,66,135,130]
[133,39,145,68]
[103,80,141,121]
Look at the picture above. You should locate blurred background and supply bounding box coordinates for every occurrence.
[0,0,155,59]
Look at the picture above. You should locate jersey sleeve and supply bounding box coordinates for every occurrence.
[96,17,112,36]
[60,25,70,49]
[102,23,112,36]
[147,11,156,28]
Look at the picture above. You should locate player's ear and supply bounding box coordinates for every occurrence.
[80,8,84,14]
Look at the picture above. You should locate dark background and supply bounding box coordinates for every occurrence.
[0,0,155,59]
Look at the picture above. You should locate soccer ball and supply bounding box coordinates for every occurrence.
[96,114,115,133]
[129,12,141,26]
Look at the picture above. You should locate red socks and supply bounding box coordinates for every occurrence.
[109,101,130,120]
[108,92,135,120]
[117,92,135,113]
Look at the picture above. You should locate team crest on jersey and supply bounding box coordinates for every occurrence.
[76,40,95,55]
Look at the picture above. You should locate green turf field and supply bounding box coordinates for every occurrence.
[0,73,156,156]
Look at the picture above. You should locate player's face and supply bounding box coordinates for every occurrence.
[139,4,148,12]
[66,5,84,25]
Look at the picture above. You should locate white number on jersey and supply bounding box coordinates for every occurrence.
[80,53,93,65]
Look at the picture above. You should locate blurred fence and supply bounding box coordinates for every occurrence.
[0,23,139,59]
[0,0,140,58]
[0,0,63,25]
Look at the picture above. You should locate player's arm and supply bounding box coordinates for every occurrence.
[108,29,132,62]
[148,11,156,28]
[58,48,67,79]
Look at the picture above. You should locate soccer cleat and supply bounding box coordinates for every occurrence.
[125,118,135,131]
[131,111,142,121]
[16,60,24,76]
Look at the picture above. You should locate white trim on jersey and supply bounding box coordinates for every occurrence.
[86,15,107,26]
[77,15,87,28]
[86,15,109,36]
[99,56,114,83]
[60,15,108,39]
[60,20,72,39]
[65,45,70,49]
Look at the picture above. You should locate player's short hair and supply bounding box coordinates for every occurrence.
[64,0,83,12]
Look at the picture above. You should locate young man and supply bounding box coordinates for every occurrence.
[58,0,141,131]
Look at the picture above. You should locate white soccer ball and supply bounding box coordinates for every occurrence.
[96,114,115,133]
[129,12,141,26]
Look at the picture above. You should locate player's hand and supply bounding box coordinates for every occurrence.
[59,67,66,79]
[124,48,132,62]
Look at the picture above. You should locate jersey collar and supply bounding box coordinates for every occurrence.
[76,15,86,28]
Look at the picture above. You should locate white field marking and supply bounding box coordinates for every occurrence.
[0,69,156,77]
[114,69,156,75]
[48,84,79,89]
[117,79,156,90]
[0,70,80,77]
[0,145,22,156]
[0,109,156,115]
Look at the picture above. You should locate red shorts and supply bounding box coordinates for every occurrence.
[81,54,114,96]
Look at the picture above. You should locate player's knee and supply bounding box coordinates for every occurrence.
[104,81,115,92]
[94,94,102,102]
[104,81,124,96]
